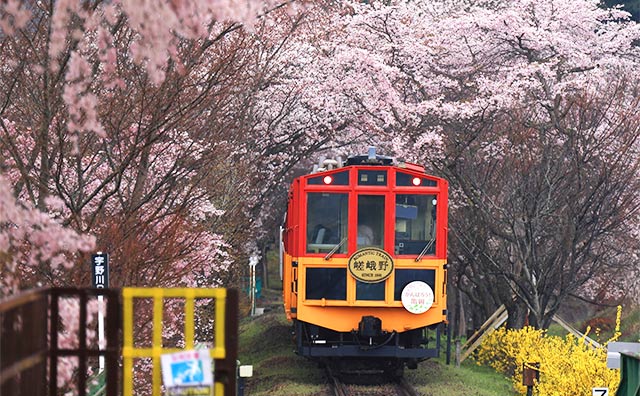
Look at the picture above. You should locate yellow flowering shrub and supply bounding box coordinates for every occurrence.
[476,306,622,395]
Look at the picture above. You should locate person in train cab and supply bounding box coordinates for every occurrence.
[357,224,375,247]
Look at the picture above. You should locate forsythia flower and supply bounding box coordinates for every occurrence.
[476,307,623,396]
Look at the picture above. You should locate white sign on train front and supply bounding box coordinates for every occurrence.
[401,281,434,314]
[592,388,609,396]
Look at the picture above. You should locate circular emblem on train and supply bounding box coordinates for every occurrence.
[348,248,394,283]
[401,281,434,314]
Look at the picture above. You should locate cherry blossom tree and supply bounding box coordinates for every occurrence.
[261,0,640,328]
[0,0,312,296]
[1,1,312,393]
[2,0,639,337]
[0,174,95,296]
[604,0,640,20]
[446,87,640,328]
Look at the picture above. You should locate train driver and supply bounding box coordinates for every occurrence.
[357,224,376,247]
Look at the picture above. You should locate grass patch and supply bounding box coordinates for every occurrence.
[238,306,327,396]
[239,305,516,396]
[545,322,569,338]
[406,357,516,396]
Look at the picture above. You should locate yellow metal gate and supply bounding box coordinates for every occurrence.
[122,287,238,396]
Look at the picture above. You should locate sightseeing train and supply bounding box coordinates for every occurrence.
[280,148,448,375]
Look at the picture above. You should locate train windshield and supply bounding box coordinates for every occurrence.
[357,195,385,250]
[306,193,348,254]
[394,194,437,256]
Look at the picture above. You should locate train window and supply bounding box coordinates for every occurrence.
[306,193,348,254]
[396,172,437,187]
[357,195,385,249]
[394,194,437,256]
[307,170,349,185]
[393,270,436,300]
[358,170,387,186]
[356,280,385,301]
[305,268,347,300]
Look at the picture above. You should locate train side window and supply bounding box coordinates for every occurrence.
[394,194,437,256]
[306,268,347,300]
[394,269,436,300]
[307,170,349,185]
[306,193,348,254]
[396,172,437,187]
[357,195,385,249]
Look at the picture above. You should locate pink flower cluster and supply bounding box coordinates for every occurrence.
[0,175,95,296]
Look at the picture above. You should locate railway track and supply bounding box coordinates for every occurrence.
[327,367,419,396]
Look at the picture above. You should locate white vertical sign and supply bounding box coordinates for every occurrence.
[91,252,109,288]
[91,252,109,372]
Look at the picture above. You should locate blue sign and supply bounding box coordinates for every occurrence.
[171,360,204,385]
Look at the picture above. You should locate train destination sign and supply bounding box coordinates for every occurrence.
[348,248,394,283]
[401,281,434,314]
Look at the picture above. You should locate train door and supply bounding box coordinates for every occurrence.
[354,193,387,302]
[283,187,299,319]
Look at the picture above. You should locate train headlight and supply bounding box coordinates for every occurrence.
[323,175,333,185]
[412,177,421,186]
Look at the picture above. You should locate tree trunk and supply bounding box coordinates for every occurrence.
[505,301,528,329]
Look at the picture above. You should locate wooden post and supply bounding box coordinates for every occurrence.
[523,362,540,396]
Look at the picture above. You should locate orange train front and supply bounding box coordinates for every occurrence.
[280,149,448,374]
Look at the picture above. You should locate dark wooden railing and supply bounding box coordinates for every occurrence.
[0,287,238,396]
[0,288,48,395]
[48,288,121,396]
